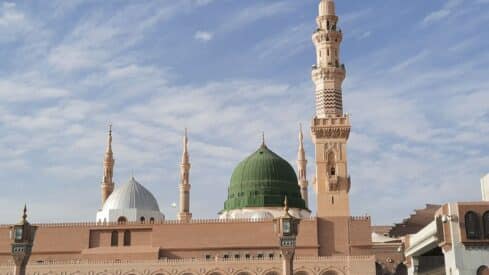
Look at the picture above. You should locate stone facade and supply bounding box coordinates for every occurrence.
[404,202,489,275]
[0,256,375,275]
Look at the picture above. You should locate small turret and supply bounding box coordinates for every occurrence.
[178,128,192,222]
[297,124,309,208]
[101,124,115,206]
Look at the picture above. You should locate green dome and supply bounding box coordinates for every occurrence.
[223,144,306,211]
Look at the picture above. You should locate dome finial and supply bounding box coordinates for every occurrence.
[261,131,266,147]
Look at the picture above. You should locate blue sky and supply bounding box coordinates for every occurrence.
[0,0,488,225]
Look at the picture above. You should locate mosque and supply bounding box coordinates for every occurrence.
[2,1,487,275]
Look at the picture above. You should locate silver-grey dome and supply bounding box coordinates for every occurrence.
[102,177,160,212]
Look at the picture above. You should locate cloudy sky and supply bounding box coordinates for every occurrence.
[0,0,488,225]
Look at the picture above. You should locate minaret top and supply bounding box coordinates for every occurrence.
[182,128,189,164]
[298,124,306,161]
[106,124,113,154]
[319,0,336,16]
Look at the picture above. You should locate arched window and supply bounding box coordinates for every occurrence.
[111,231,118,247]
[375,263,383,275]
[140,216,145,223]
[117,216,127,224]
[327,151,335,176]
[123,230,131,246]
[150,217,155,224]
[395,263,407,275]
[483,211,489,239]
[465,211,481,239]
[477,266,489,275]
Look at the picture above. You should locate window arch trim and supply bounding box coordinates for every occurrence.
[465,211,481,240]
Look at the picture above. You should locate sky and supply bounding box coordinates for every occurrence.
[0,0,488,225]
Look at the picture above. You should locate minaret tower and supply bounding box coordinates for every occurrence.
[297,124,309,208]
[178,129,192,222]
[101,125,115,206]
[311,0,351,217]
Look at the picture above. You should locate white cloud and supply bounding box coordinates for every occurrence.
[422,0,465,25]
[219,2,295,33]
[0,79,69,102]
[389,50,430,72]
[253,23,309,60]
[194,31,214,42]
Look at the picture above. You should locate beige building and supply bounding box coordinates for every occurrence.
[403,199,489,275]
[0,1,412,275]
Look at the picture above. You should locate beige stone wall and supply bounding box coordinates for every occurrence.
[0,219,319,263]
[0,256,376,275]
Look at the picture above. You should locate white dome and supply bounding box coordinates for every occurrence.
[102,177,160,212]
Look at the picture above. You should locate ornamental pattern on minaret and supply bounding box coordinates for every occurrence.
[312,0,346,117]
[297,124,309,208]
[178,128,192,222]
[101,125,115,205]
[311,0,352,217]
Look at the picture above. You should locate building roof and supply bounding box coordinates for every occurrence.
[102,177,160,212]
[389,204,441,237]
[223,144,306,211]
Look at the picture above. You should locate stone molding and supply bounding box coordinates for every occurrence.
[0,256,375,275]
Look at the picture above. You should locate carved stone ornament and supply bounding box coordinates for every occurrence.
[312,127,350,139]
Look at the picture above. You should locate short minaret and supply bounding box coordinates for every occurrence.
[178,129,192,222]
[311,0,351,217]
[297,124,309,208]
[101,125,115,206]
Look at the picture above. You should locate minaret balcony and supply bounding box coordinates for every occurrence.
[311,66,345,81]
[312,31,343,44]
[311,116,351,140]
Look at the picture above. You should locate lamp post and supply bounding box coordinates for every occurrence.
[274,197,300,275]
[9,205,37,275]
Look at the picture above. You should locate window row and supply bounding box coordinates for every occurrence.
[116,216,155,224]
[111,230,131,247]
[464,211,489,240]
[203,251,279,260]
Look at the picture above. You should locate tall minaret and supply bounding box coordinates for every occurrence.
[297,124,309,208]
[311,0,351,217]
[101,125,115,206]
[178,129,192,222]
